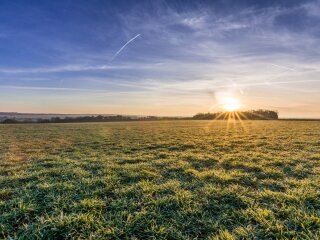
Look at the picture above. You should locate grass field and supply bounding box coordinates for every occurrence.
[0,120,320,239]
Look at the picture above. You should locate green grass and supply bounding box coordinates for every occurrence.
[0,120,320,239]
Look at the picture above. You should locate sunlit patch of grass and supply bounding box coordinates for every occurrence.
[0,120,320,238]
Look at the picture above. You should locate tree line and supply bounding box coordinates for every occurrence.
[193,110,278,120]
[0,115,185,124]
[1,109,278,124]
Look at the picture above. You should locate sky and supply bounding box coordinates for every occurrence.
[0,0,319,118]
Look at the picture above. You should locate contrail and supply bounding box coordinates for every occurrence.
[111,34,141,60]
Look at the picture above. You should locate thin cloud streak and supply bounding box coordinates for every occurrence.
[111,34,141,60]
[0,64,123,74]
[0,85,117,93]
[269,64,296,71]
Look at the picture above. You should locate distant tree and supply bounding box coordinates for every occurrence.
[193,113,215,120]
[37,119,50,123]
[2,118,18,124]
[51,117,61,123]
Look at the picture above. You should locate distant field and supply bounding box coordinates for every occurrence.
[0,121,320,239]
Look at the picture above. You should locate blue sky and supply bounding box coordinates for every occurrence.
[0,0,319,117]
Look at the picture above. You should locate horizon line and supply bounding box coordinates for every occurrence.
[1,111,320,120]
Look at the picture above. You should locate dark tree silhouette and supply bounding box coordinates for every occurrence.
[2,119,19,124]
[193,110,278,120]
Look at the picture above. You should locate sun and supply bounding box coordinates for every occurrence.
[222,98,240,112]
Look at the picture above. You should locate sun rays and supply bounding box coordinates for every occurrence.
[203,110,248,135]
[208,95,247,132]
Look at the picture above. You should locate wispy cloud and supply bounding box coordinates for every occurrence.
[0,63,140,74]
[269,64,296,71]
[0,85,109,92]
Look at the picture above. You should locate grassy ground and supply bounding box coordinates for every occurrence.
[0,120,320,239]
